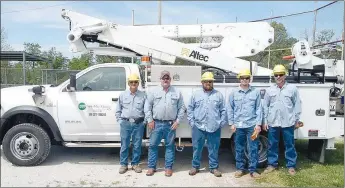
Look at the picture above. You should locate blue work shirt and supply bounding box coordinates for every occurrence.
[144,86,185,123]
[263,82,302,128]
[115,90,146,122]
[187,89,227,133]
[227,86,262,129]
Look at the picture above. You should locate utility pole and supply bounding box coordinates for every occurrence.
[132,10,135,26]
[131,9,135,63]
[312,1,318,46]
[341,6,345,60]
[268,10,273,70]
[158,0,162,25]
[341,30,345,60]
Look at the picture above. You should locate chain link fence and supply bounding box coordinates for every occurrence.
[0,68,80,88]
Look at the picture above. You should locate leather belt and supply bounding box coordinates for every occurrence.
[154,119,174,124]
[122,117,144,124]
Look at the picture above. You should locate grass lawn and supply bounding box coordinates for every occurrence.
[255,138,344,187]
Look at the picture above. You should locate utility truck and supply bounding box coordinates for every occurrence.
[0,9,343,167]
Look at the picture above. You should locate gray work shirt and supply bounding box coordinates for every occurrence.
[115,90,146,121]
[263,82,302,128]
[144,86,185,123]
[187,88,227,133]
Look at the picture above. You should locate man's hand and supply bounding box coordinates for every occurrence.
[295,121,303,129]
[255,125,262,133]
[230,125,236,132]
[262,124,269,131]
[148,121,155,129]
[171,121,179,130]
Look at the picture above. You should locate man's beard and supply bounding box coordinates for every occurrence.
[204,86,213,91]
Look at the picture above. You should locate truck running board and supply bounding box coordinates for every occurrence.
[63,142,122,147]
[63,139,194,149]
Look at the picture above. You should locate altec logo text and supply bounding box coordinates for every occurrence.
[181,48,209,62]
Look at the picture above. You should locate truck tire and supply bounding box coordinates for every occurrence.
[230,134,268,168]
[2,123,51,166]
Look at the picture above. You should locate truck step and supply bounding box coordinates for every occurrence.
[63,142,121,147]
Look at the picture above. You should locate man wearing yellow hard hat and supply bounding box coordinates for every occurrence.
[115,73,146,174]
[262,64,302,176]
[187,71,227,177]
[227,69,262,178]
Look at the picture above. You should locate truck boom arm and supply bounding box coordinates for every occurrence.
[61,9,274,75]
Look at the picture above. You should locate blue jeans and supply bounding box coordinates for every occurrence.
[120,120,145,166]
[148,121,176,170]
[267,125,297,169]
[235,126,259,173]
[192,125,221,170]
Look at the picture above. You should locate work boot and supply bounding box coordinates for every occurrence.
[188,168,200,176]
[288,168,296,176]
[263,166,276,174]
[132,165,142,173]
[234,170,245,178]
[146,168,156,176]
[210,169,222,177]
[119,166,128,174]
[250,172,261,179]
[165,169,173,177]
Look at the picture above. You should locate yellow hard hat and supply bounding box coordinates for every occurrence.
[237,69,251,78]
[201,72,215,81]
[273,64,286,74]
[128,73,140,81]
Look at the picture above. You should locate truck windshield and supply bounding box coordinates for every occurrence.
[76,67,126,91]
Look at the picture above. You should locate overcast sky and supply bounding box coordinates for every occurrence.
[1,1,344,58]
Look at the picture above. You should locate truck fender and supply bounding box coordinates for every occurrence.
[0,105,63,142]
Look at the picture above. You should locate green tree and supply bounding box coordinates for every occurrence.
[23,42,42,55]
[1,27,12,51]
[68,53,92,70]
[41,47,67,69]
[314,29,342,60]
[315,29,335,45]
[22,44,68,69]
[96,55,118,64]
[1,27,13,70]
[19,43,69,85]
[23,42,42,69]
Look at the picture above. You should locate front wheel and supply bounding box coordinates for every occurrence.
[231,134,269,168]
[2,123,51,166]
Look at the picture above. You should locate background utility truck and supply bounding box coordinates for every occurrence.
[0,9,343,167]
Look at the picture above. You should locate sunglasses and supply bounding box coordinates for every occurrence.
[129,81,138,84]
[203,81,214,83]
[240,77,250,80]
[161,77,170,80]
[274,74,285,77]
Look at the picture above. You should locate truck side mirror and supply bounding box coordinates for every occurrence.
[67,73,76,92]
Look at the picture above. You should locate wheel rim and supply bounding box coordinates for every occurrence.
[257,135,269,163]
[9,132,40,160]
[244,135,269,163]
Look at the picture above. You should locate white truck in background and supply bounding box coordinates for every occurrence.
[0,9,343,167]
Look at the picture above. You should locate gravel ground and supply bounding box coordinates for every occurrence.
[1,145,259,187]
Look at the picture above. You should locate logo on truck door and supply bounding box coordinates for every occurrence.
[181,48,209,62]
[78,102,86,110]
[173,73,180,81]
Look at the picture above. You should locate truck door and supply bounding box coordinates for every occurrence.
[57,66,128,142]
